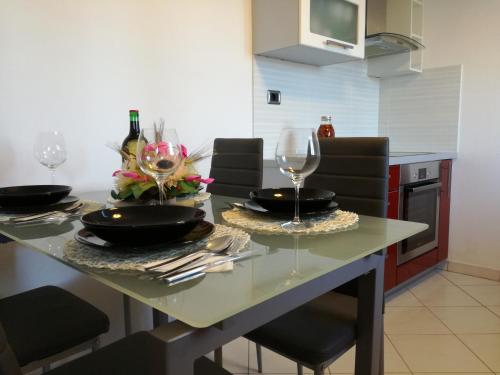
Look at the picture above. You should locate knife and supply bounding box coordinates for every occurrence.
[161,250,256,285]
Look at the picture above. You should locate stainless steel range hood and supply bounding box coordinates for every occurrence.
[365,0,425,58]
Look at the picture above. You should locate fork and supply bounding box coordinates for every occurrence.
[12,202,84,223]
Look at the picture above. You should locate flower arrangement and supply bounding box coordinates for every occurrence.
[108,141,214,202]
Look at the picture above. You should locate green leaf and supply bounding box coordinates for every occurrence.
[130,181,156,199]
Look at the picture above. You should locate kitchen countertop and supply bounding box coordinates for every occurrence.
[263,151,457,168]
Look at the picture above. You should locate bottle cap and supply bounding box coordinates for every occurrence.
[321,115,332,122]
[129,109,139,113]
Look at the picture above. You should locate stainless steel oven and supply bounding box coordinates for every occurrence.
[397,161,441,265]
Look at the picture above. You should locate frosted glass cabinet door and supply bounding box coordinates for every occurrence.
[301,0,365,59]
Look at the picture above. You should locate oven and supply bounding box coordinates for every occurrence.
[397,161,441,265]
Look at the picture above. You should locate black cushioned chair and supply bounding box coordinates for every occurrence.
[0,286,109,373]
[245,137,389,375]
[206,138,263,199]
[0,323,232,375]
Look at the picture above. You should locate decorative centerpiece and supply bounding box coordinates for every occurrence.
[108,140,213,203]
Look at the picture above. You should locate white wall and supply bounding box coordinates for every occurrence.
[0,0,253,191]
[0,0,252,343]
[423,0,500,271]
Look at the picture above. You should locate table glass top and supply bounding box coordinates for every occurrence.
[0,192,427,328]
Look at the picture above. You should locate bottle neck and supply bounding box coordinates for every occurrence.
[129,112,140,136]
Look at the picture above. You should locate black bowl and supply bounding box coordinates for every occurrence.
[0,185,72,207]
[81,205,206,246]
[250,188,335,213]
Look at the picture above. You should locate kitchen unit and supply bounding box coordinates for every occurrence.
[253,0,366,66]
[367,0,425,77]
[384,155,454,291]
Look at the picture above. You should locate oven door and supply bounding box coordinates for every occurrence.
[397,181,441,265]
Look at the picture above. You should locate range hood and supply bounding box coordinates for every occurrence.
[365,0,425,58]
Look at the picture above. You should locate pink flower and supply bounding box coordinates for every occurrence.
[157,141,168,155]
[112,169,122,177]
[144,144,155,152]
[181,144,188,159]
[185,175,201,183]
[200,177,215,184]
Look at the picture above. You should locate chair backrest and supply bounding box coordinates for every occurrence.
[206,138,264,199]
[305,137,389,217]
[0,322,21,375]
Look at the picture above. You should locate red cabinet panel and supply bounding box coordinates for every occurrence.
[389,165,400,192]
[438,160,452,262]
[385,189,399,291]
[397,249,439,284]
[385,245,397,291]
[387,190,399,219]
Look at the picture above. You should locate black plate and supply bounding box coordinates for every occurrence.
[250,188,335,213]
[244,200,338,218]
[0,196,79,215]
[0,185,72,207]
[75,220,215,251]
[81,205,206,246]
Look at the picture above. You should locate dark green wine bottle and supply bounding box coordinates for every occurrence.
[121,110,140,160]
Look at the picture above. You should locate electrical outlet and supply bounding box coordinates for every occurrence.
[267,90,281,105]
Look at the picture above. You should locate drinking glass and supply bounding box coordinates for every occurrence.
[275,128,321,230]
[34,131,67,184]
[136,126,182,205]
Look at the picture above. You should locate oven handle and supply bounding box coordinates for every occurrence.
[406,182,442,193]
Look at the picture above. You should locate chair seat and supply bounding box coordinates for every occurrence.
[0,286,109,367]
[46,331,232,375]
[245,293,357,366]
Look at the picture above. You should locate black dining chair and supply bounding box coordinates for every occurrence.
[0,285,109,373]
[0,322,232,375]
[206,138,263,199]
[245,137,389,375]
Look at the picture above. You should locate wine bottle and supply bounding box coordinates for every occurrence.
[121,110,140,161]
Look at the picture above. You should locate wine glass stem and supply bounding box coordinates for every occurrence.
[49,167,56,185]
[292,181,301,224]
[155,178,166,205]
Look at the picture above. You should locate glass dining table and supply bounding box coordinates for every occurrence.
[0,192,427,375]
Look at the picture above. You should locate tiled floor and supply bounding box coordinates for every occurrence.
[212,269,500,374]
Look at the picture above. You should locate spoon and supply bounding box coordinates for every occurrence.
[144,235,234,272]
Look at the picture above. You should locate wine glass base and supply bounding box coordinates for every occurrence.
[281,220,311,232]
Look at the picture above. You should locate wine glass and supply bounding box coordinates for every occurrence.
[275,128,321,230]
[34,131,67,184]
[136,125,182,205]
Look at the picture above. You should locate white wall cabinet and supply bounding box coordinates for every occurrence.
[368,0,424,78]
[253,0,366,66]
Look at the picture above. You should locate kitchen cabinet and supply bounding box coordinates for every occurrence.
[367,0,424,78]
[394,159,452,286]
[253,0,366,66]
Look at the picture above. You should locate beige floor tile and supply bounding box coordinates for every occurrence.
[206,338,249,374]
[488,306,500,317]
[413,271,455,288]
[388,334,490,373]
[459,334,500,372]
[386,288,423,307]
[439,270,500,286]
[410,284,481,307]
[430,307,500,334]
[461,286,500,306]
[385,307,451,334]
[414,373,493,375]
[328,336,410,374]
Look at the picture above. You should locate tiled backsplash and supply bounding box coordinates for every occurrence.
[253,56,380,158]
[379,65,462,152]
[253,56,462,158]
